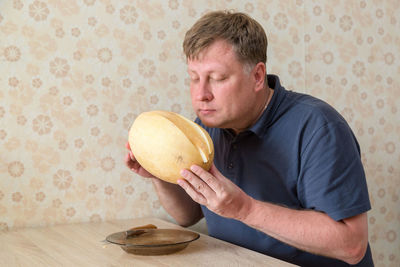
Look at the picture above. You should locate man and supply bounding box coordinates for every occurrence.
[125,11,373,266]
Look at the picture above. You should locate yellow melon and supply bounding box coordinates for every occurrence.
[128,110,214,184]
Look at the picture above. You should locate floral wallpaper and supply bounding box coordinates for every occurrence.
[0,0,399,266]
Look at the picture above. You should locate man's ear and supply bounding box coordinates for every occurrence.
[253,62,266,92]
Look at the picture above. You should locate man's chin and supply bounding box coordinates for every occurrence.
[198,117,224,129]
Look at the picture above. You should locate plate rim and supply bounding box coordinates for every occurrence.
[105,228,200,248]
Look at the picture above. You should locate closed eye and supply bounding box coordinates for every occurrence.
[210,76,227,82]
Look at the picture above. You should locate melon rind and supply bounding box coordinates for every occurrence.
[128,111,214,184]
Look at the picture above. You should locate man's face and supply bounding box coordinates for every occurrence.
[187,40,258,130]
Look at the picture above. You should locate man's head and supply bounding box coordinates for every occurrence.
[183,11,270,133]
[183,10,268,71]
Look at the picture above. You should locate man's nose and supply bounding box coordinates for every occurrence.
[195,80,214,101]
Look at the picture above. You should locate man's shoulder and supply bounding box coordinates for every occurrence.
[267,75,345,127]
[281,90,346,126]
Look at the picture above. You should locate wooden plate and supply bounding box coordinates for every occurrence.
[105,229,200,255]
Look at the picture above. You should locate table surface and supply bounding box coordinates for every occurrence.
[0,217,296,266]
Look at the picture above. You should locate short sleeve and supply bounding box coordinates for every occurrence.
[298,122,371,221]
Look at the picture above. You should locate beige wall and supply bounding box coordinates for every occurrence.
[0,0,399,266]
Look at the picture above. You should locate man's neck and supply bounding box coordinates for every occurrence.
[252,86,273,126]
[231,86,274,135]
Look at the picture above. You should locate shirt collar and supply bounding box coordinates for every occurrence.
[246,74,286,138]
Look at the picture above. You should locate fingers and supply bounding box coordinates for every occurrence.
[190,164,222,193]
[125,141,131,150]
[177,178,207,205]
[124,141,155,178]
[179,167,217,202]
[124,141,135,169]
[124,141,137,167]
[208,163,221,177]
[124,152,137,171]
[129,150,135,161]
[124,149,141,172]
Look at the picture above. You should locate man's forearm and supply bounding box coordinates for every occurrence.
[152,178,203,227]
[177,164,368,264]
[241,198,368,264]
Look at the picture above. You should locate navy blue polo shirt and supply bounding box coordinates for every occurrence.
[195,75,373,266]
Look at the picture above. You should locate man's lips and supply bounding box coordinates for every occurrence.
[198,109,215,115]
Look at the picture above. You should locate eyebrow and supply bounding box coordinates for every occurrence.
[187,68,224,75]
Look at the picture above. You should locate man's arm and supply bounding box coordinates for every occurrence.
[179,164,369,265]
[244,199,368,265]
[151,178,203,227]
[125,142,203,227]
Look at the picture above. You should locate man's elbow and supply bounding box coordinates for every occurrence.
[175,213,203,228]
[177,219,196,228]
[342,240,368,265]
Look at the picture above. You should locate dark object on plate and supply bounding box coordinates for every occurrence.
[125,224,158,239]
[105,228,200,255]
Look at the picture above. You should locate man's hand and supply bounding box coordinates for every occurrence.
[125,141,203,226]
[124,142,154,178]
[178,163,253,220]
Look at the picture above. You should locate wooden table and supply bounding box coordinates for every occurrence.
[0,217,296,266]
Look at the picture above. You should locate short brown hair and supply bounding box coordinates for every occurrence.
[183,10,268,66]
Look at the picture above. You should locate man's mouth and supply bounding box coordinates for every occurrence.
[198,109,215,115]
